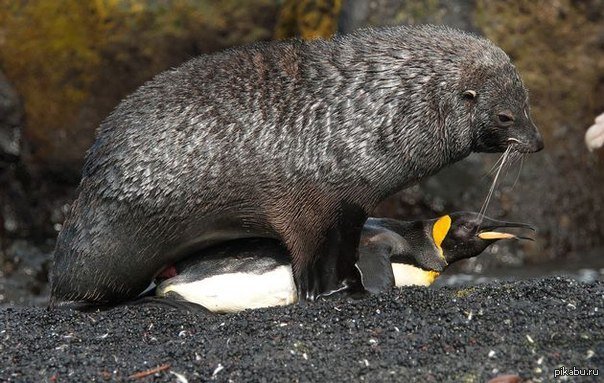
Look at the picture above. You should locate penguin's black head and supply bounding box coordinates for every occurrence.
[439,211,535,264]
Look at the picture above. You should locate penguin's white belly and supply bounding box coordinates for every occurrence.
[391,263,439,287]
[161,265,297,313]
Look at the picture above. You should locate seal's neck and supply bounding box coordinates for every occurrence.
[295,40,474,206]
[340,91,473,206]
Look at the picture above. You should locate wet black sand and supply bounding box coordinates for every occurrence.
[1,278,602,382]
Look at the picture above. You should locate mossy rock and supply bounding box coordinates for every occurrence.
[0,0,279,174]
[275,0,342,40]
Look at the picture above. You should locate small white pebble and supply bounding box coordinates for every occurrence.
[376,309,381,314]
[212,364,224,377]
[98,333,109,339]
[195,353,202,361]
[466,311,473,321]
[534,367,542,374]
[567,303,576,309]
[369,338,378,345]
[537,356,544,365]
[488,350,496,358]
[302,353,308,360]
[526,334,534,344]
[586,350,595,359]
[178,330,187,337]
[171,371,188,383]
[334,306,341,311]
[279,323,288,327]
[364,359,370,367]
[394,327,400,332]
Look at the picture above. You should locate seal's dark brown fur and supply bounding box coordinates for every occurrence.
[50,25,543,304]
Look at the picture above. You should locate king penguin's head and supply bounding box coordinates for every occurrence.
[439,211,535,264]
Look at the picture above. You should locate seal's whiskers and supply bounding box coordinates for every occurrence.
[478,145,513,226]
[483,151,508,179]
[498,150,522,181]
[510,152,525,189]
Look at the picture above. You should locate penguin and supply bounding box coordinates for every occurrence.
[357,212,534,293]
[156,239,297,313]
[155,212,534,313]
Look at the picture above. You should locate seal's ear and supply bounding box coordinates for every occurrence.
[463,90,477,100]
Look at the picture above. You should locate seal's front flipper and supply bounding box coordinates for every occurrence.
[296,203,366,301]
[295,234,359,301]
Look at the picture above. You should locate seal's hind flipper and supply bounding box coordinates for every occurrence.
[132,295,214,314]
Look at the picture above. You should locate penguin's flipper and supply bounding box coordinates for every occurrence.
[356,231,399,294]
[357,222,418,294]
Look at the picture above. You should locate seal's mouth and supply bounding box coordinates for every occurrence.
[507,137,544,153]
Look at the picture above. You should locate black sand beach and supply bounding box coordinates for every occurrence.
[1,277,602,382]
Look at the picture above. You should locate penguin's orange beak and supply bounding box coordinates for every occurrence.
[476,218,535,241]
[477,231,518,240]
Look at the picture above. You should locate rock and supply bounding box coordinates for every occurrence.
[487,374,522,383]
[0,70,21,163]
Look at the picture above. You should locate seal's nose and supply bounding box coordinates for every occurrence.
[526,118,544,152]
[532,130,544,152]
[512,123,544,153]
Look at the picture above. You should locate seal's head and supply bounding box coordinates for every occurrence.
[461,50,544,154]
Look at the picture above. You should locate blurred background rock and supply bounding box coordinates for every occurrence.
[0,0,602,304]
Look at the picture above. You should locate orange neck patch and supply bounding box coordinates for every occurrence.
[432,215,452,261]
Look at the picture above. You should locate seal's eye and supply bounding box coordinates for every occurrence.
[497,112,515,126]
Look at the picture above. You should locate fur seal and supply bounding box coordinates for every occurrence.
[50,25,543,304]
[155,212,534,312]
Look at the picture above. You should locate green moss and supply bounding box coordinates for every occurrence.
[0,0,279,170]
[392,0,442,25]
[455,287,477,298]
[0,1,101,165]
[274,0,342,40]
